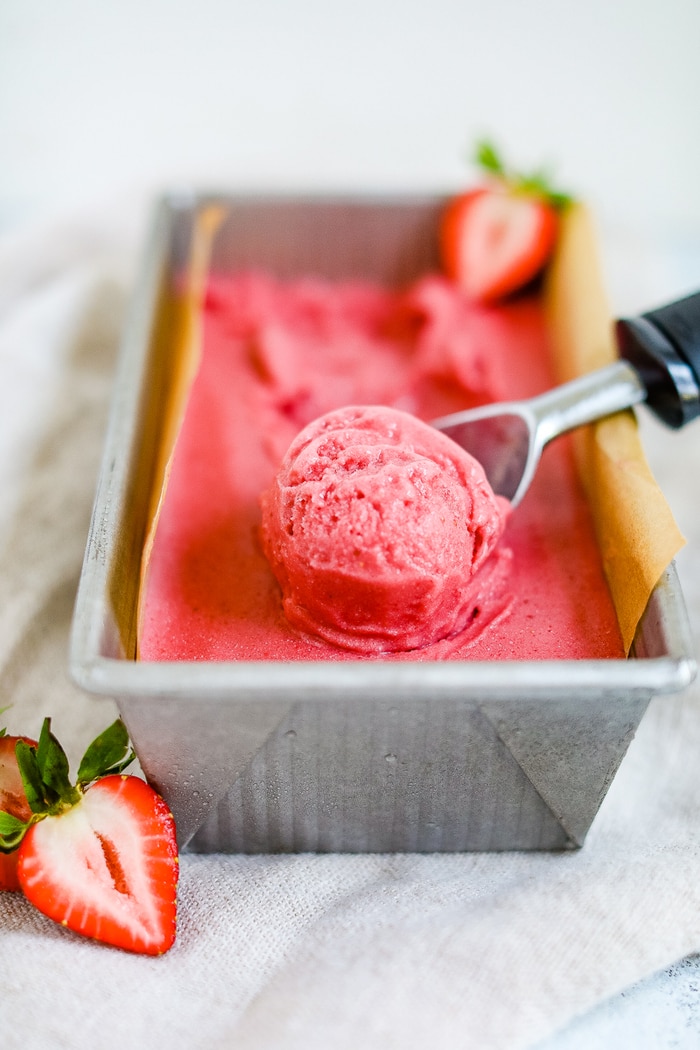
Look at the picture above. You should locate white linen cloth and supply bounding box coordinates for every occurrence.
[0,200,699,1050]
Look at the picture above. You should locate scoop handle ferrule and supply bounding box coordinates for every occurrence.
[616,291,700,428]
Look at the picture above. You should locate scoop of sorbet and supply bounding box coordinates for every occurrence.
[260,405,510,653]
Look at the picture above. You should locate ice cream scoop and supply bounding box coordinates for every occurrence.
[260,405,510,653]
[433,290,700,505]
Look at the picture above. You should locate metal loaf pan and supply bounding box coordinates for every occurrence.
[70,193,697,853]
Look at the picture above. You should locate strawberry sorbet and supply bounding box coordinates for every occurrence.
[137,271,624,662]
[260,405,510,653]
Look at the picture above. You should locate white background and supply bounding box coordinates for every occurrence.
[1,0,699,249]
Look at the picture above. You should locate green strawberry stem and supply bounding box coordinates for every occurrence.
[0,717,135,854]
[0,811,28,851]
[76,719,136,785]
[474,138,573,211]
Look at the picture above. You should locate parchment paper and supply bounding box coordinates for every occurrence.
[545,204,685,651]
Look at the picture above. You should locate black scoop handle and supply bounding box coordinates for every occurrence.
[616,290,700,428]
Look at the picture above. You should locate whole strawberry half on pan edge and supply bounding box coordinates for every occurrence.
[440,139,572,304]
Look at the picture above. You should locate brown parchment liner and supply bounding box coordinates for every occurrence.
[138,201,684,657]
[543,203,685,652]
[137,205,226,637]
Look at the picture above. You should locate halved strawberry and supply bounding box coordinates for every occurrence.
[0,729,37,891]
[440,140,571,304]
[1,718,179,955]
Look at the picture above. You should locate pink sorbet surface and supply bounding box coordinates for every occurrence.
[138,271,624,662]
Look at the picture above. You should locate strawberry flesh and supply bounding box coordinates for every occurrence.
[2,718,179,954]
[17,774,178,955]
[440,188,558,305]
[440,139,568,305]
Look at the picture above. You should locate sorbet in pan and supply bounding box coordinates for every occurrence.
[138,271,624,662]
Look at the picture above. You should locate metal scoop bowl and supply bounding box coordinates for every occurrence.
[432,290,700,505]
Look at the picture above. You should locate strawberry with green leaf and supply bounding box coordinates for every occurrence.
[0,726,36,891]
[440,139,572,304]
[0,718,179,955]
